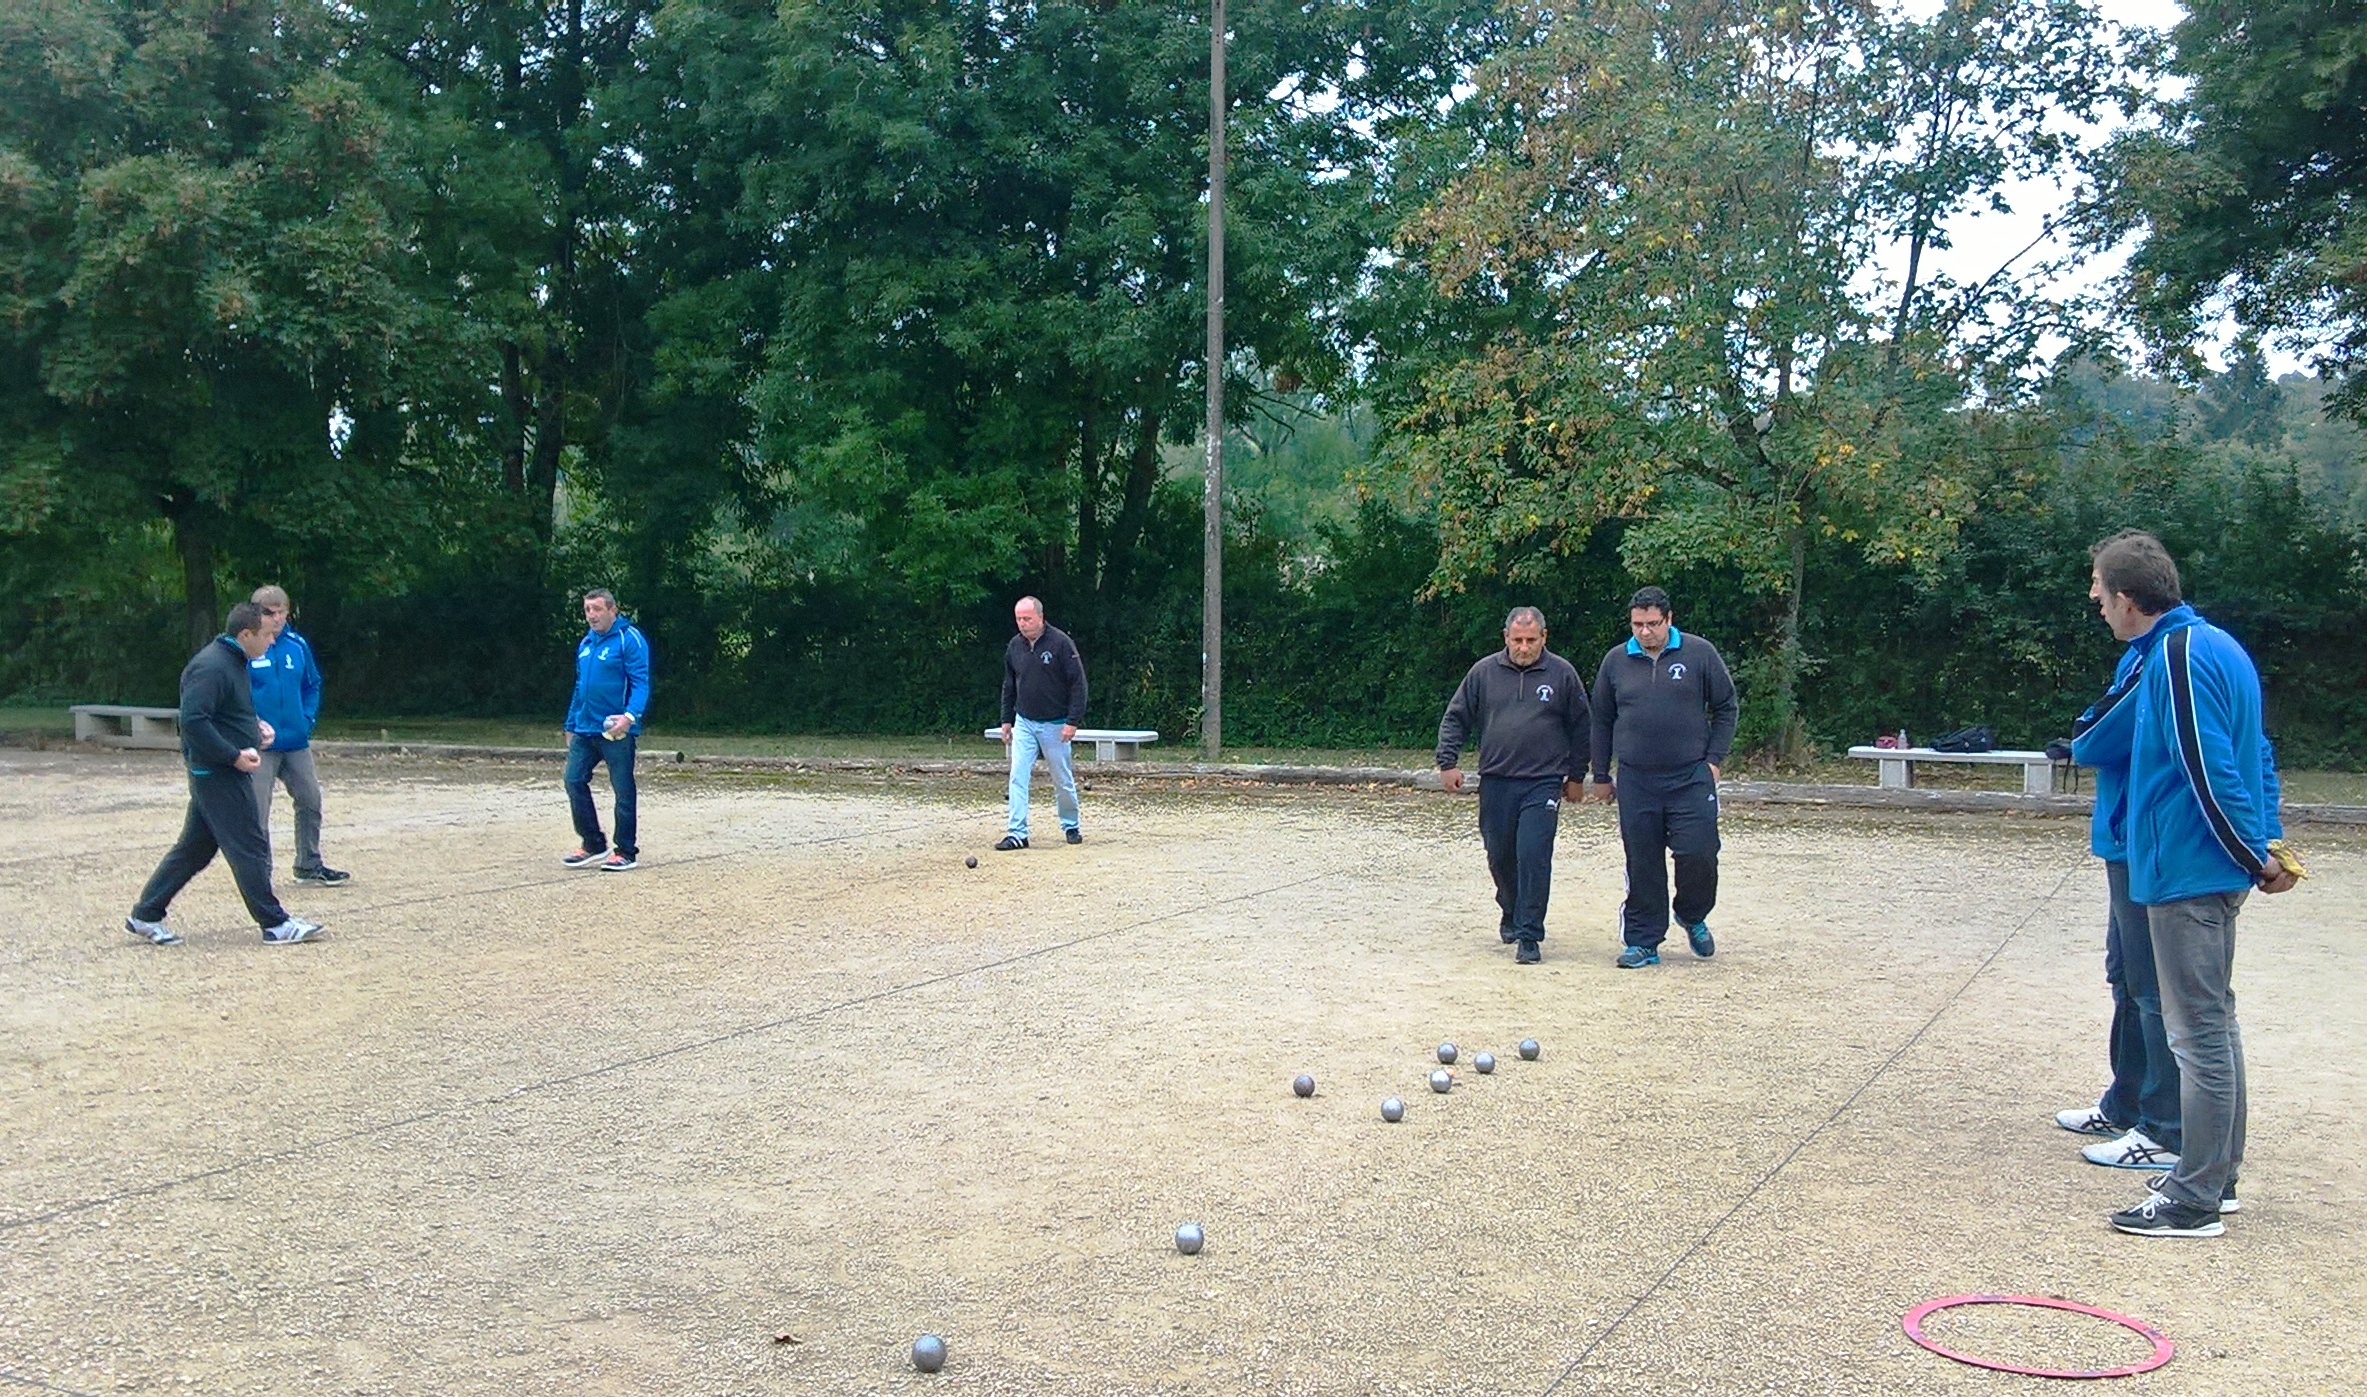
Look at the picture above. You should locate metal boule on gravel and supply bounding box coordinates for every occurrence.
[1429,1068,1453,1094]
[1380,1096,1405,1122]
[912,1334,947,1373]
[1436,1041,1458,1065]
[1175,1222,1205,1255]
[1473,1051,1496,1074]
[964,856,977,868]
[1519,1038,1541,1061]
[1292,1073,1315,1098]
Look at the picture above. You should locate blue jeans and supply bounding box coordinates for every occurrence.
[565,732,637,858]
[1006,718,1079,840]
[2097,860,2181,1149]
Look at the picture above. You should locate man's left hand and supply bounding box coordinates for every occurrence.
[1060,724,1077,743]
[1562,778,1583,803]
[604,714,632,739]
[2259,866,2300,894]
[1708,763,1721,782]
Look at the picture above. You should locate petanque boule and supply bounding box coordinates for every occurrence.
[964,855,977,869]
[1381,1096,1405,1122]
[1429,1068,1453,1093]
[1175,1222,1205,1255]
[1519,1038,1541,1061]
[1473,1051,1496,1074]
[912,1334,947,1373]
[1292,1073,1316,1098]
[1436,1041,1458,1065]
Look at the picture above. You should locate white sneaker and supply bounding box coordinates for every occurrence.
[2083,1128,2179,1170]
[124,916,180,946]
[262,917,324,945]
[2054,1105,2119,1137]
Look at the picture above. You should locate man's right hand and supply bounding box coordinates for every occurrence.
[1587,778,1615,803]
[234,748,262,773]
[1439,768,1464,793]
[1000,724,1013,743]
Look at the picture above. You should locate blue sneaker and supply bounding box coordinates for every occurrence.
[1687,921,1715,958]
[1616,945,1660,969]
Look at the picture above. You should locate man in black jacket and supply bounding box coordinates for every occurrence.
[1436,607,1591,964]
[1589,586,1738,968]
[124,603,323,946]
[996,595,1088,850]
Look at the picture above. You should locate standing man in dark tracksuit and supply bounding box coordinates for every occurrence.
[1435,607,1591,965]
[560,588,652,873]
[123,602,324,946]
[997,595,1088,850]
[1589,586,1739,969]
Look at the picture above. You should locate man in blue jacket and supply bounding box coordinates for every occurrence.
[248,586,349,885]
[562,589,652,872]
[2088,531,2297,1239]
[2056,629,2180,1174]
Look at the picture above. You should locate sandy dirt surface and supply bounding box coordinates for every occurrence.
[3,745,2362,1396]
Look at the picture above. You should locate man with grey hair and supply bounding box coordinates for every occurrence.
[996,595,1088,849]
[1435,606,1590,964]
[249,585,348,884]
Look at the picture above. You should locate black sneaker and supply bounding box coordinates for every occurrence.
[561,848,605,868]
[1515,940,1542,965]
[1064,828,1083,844]
[1498,923,1517,944]
[294,866,350,885]
[1686,920,1715,957]
[994,835,1028,851]
[2150,1171,2240,1215]
[2109,1191,2224,1237]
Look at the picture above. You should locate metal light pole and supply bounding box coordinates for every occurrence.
[1201,0,1226,760]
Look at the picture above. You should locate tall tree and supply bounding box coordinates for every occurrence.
[0,0,437,649]
[2098,0,2367,424]
[1380,0,2131,745]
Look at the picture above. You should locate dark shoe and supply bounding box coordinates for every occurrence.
[1515,940,1541,965]
[1616,945,1660,969]
[1686,920,1715,957]
[599,853,638,872]
[1065,828,1082,844]
[2109,1191,2224,1237]
[561,848,605,868]
[1498,923,1518,945]
[294,866,350,885]
[125,916,180,946]
[262,917,324,945]
[2150,1171,2240,1215]
[994,835,1029,851]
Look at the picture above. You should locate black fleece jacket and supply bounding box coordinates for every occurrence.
[179,636,263,774]
[1002,624,1089,725]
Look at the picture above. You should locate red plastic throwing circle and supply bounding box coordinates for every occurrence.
[1902,1294,2174,1379]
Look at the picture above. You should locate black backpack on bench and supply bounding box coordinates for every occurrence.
[1930,724,1996,754]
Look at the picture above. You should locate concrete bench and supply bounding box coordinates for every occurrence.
[1847,745,2062,796]
[982,726,1161,761]
[72,704,183,750]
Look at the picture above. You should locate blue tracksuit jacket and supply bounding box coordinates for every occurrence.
[2069,643,2144,861]
[248,626,324,750]
[2123,605,2283,905]
[566,618,652,736]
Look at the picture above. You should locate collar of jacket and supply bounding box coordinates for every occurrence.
[1625,627,1685,657]
[2129,604,2199,656]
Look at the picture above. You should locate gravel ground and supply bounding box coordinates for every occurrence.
[2,746,2361,1396]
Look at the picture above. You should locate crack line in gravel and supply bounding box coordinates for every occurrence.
[0,1371,99,1397]
[0,865,1338,1234]
[1536,856,2087,1397]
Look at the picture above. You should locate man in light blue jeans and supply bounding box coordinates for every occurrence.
[996,596,1087,850]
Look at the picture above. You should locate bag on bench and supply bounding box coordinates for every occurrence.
[1931,724,1996,754]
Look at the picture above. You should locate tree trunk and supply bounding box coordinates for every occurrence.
[500,342,529,496]
[172,508,217,655]
[1077,404,1101,594]
[1770,521,1809,759]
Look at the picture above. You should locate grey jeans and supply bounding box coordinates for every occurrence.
[252,747,326,875]
[2147,889,2249,1212]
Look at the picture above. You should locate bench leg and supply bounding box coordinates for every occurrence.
[2024,763,2056,796]
[1877,757,1911,789]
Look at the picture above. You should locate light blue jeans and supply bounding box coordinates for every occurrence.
[1007,717,1080,840]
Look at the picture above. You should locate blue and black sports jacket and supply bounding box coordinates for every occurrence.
[2124,605,2283,905]
[2069,644,2144,862]
[248,626,324,750]
[566,618,652,737]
